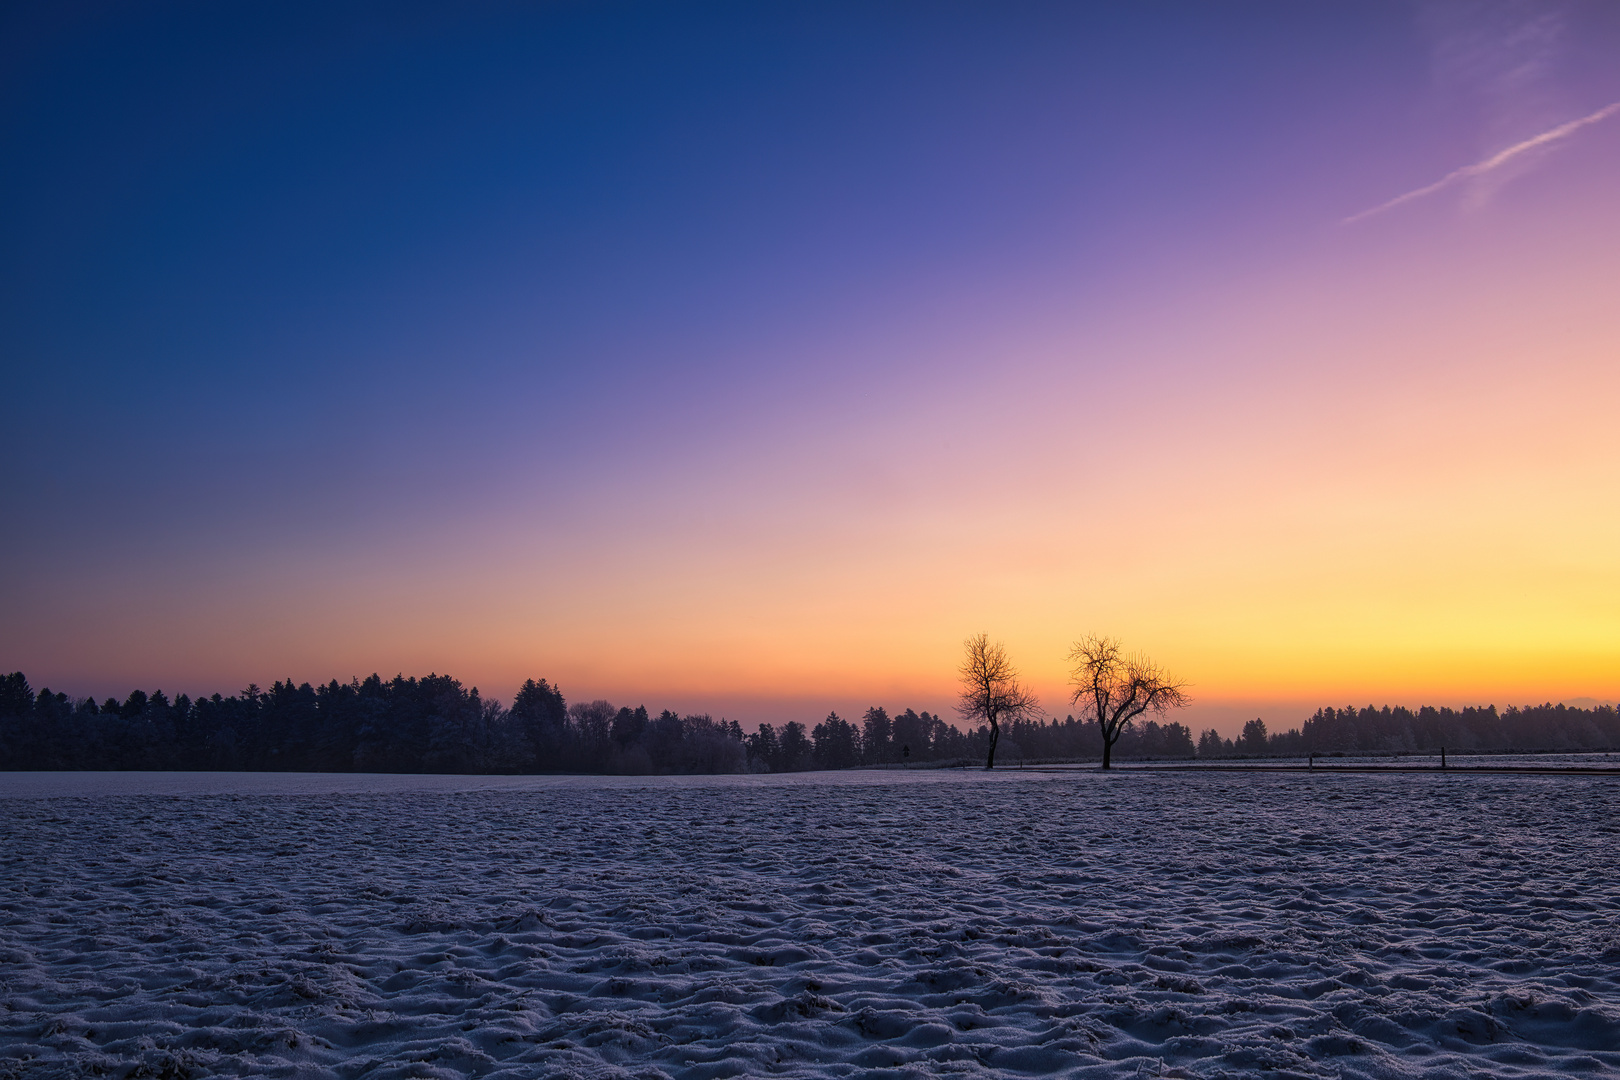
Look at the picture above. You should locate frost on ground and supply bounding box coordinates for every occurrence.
[2,771,1619,1079]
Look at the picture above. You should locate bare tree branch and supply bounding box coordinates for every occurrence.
[957,633,1040,769]
[1067,635,1189,769]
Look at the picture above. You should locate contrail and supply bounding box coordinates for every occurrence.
[1344,101,1620,224]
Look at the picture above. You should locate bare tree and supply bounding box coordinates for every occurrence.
[957,633,1041,769]
[1067,635,1189,770]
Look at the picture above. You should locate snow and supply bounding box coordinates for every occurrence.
[3,769,1619,1078]
[1135,753,1620,771]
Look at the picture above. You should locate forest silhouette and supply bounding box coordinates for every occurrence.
[1,671,1615,773]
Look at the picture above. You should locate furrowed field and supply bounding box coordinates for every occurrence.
[3,769,1619,1079]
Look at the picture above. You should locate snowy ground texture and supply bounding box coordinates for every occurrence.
[3,770,1620,1080]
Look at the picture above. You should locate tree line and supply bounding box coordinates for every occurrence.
[0,670,980,774]
[2,670,1612,773]
[1197,702,1620,758]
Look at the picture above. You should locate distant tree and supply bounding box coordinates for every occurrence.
[605,705,652,772]
[892,708,928,761]
[778,720,811,771]
[121,689,148,719]
[1123,718,1196,760]
[1197,728,1227,758]
[747,723,781,771]
[924,711,961,759]
[569,700,616,766]
[957,633,1041,769]
[682,714,747,773]
[0,673,33,717]
[812,711,860,768]
[647,710,686,766]
[1239,718,1268,756]
[1157,720,1197,758]
[1067,635,1189,770]
[512,678,568,770]
[611,705,649,749]
[1266,724,1304,756]
[860,706,892,763]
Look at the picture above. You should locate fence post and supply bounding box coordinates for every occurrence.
[1441,746,1446,770]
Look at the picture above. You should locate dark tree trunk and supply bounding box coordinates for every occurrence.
[986,718,999,769]
[1101,730,1113,770]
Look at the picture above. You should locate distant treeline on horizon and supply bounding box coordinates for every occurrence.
[1,671,1615,774]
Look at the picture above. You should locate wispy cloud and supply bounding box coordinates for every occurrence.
[1344,100,1620,224]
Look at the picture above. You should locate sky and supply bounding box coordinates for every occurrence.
[4,1,1619,735]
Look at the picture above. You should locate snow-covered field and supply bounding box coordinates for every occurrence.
[3,770,1618,1079]
[1115,753,1620,771]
